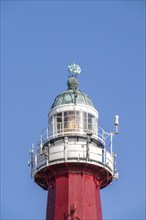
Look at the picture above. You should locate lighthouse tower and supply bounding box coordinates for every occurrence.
[29,62,119,220]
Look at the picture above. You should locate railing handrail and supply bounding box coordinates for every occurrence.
[35,124,112,150]
[30,123,114,155]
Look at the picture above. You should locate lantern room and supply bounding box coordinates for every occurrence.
[48,76,99,142]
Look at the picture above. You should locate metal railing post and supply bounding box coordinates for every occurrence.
[110,133,113,154]
[47,127,49,139]
[40,134,43,154]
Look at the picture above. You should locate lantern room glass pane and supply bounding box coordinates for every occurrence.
[64,111,75,132]
[83,112,87,131]
[75,111,80,132]
[57,113,62,133]
[87,113,97,135]
[48,116,53,136]
[88,113,93,131]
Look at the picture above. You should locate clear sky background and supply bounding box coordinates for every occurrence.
[1,1,145,220]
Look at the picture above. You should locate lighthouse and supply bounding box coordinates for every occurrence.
[28,62,119,220]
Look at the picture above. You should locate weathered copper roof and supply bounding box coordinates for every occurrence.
[51,77,94,109]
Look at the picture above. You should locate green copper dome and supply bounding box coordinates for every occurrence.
[51,77,94,109]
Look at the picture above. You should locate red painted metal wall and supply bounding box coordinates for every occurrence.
[46,172,102,220]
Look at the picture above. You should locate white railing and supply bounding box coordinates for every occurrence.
[40,124,110,145]
[32,124,114,155]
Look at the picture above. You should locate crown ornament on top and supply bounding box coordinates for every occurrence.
[68,61,81,77]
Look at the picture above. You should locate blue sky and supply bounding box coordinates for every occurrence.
[1,1,145,220]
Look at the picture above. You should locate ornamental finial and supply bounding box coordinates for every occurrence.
[68,61,81,77]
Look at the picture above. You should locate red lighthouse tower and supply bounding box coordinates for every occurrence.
[29,62,119,220]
